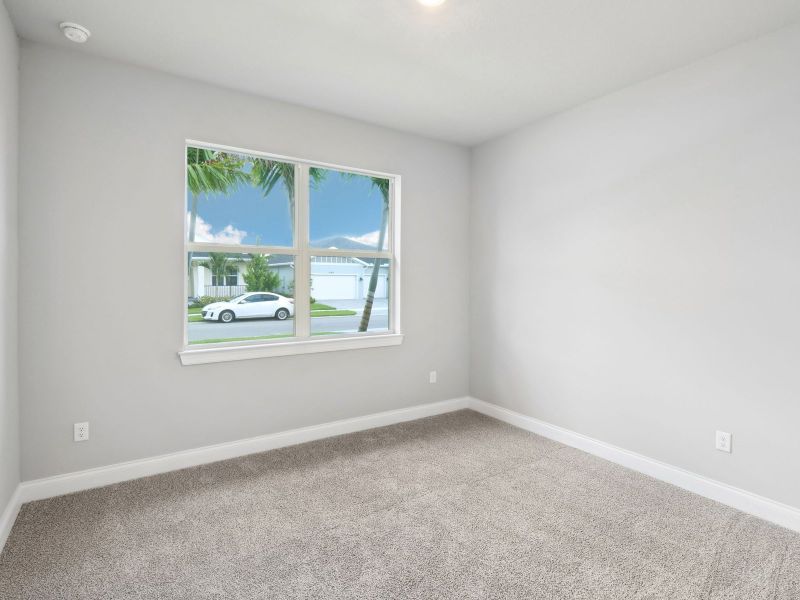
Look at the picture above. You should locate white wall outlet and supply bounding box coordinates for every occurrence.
[74,421,90,442]
[429,370,438,384]
[715,430,731,453]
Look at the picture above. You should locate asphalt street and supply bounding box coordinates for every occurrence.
[188,301,389,343]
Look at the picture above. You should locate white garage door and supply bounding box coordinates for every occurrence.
[374,276,388,299]
[311,275,357,300]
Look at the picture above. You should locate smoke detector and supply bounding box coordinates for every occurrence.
[59,22,91,43]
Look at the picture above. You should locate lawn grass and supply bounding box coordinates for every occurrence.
[311,302,335,310]
[189,332,337,345]
[188,304,356,322]
[193,303,337,312]
[187,312,353,323]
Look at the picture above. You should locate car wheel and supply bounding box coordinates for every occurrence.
[219,310,235,323]
[275,308,289,320]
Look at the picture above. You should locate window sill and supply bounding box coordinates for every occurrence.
[178,333,403,365]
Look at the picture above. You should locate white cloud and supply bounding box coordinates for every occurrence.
[188,213,247,245]
[346,230,386,249]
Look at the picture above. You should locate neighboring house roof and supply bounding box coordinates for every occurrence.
[190,252,249,261]
[309,236,382,251]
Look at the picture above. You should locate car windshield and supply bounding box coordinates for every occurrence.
[229,294,248,303]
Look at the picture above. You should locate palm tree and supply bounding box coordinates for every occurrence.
[186,150,327,300]
[200,252,241,294]
[186,148,248,294]
[359,177,390,332]
[250,159,326,229]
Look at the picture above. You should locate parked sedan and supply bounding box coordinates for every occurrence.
[201,292,294,323]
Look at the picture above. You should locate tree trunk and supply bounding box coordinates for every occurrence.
[187,195,198,296]
[358,202,389,332]
[287,179,295,235]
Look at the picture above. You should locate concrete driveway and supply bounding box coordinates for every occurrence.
[316,298,388,313]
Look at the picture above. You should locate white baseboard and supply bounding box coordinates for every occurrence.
[17,396,471,506]
[469,397,800,533]
[0,485,22,553]
[5,394,797,556]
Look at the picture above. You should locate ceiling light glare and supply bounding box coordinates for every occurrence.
[417,0,447,7]
[59,22,91,43]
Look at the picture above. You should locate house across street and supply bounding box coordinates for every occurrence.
[188,237,390,301]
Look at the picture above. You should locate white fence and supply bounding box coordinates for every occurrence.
[200,285,247,298]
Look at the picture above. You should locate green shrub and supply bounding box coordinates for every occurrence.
[243,254,281,292]
[189,292,308,309]
[191,295,232,308]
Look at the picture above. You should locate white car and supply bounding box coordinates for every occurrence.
[201,292,295,323]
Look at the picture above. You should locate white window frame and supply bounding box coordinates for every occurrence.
[179,140,402,365]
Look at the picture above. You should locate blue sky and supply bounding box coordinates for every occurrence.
[188,169,386,248]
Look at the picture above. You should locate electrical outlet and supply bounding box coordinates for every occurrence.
[74,422,90,442]
[429,370,437,384]
[715,430,731,453]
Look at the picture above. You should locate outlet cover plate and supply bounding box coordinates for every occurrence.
[74,421,89,442]
[715,430,731,453]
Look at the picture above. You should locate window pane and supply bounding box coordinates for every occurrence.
[186,147,294,247]
[309,256,390,336]
[187,252,295,345]
[310,168,389,251]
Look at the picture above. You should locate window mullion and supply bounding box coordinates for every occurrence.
[388,177,399,334]
[294,164,311,338]
[186,242,295,255]
[309,249,391,260]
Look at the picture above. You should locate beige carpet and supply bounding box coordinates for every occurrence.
[1,410,798,599]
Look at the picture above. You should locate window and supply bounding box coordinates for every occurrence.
[181,142,401,364]
[211,271,238,287]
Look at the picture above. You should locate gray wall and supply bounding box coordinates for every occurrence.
[18,42,470,480]
[470,24,800,508]
[0,2,19,511]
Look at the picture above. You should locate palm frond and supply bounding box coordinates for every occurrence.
[200,252,237,280]
[186,148,248,197]
[341,171,390,202]
[250,159,294,197]
[310,167,327,189]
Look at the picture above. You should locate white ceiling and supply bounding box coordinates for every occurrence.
[6,0,800,145]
